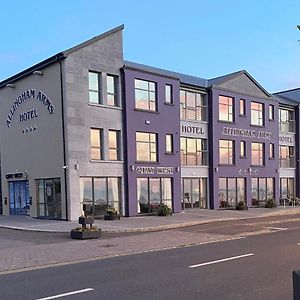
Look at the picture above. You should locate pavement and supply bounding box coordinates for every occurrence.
[1,206,300,233]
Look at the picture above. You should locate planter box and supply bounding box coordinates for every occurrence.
[70,229,101,240]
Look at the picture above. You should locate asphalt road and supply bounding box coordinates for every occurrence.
[1,217,300,299]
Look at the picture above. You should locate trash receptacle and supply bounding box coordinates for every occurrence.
[293,270,300,300]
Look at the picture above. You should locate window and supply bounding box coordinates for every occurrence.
[251,142,264,166]
[269,104,274,121]
[279,108,295,132]
[240,141,246,158]
[219,140,234,165]
[279,145,295,168]
[269,143,275,159]
[89,71,101,104]
[137,178,172,214]
[166,134,173,153]
[252,177,274,206]
[280,178,295,201]
[165,84,173,104]
[80,177,121,216]
[109,130,120,160]
[182,178,208,209]
[136,132,157,162]
[219,177,246,208]
[180,90,207,121]
[91,128,103,160]
[107,75,118,106]
[180,137,208,166]
[219,96,234,122]
[240,99,245,116]
[37,178,61,219]
[251,102,264,126]
[135,79,156,111]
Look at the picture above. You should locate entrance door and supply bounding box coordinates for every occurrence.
[182,178,207,209]
[9,181,29,215]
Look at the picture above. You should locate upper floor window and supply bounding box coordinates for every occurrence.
[89,71,101,104]
[279,108,295,132]
[251,102,264,126]
[269,104,275,121]
[219,140,234,165]
[135,79,156,111]
[279,145,295,168]
[109,130,121,160]
[269,143,275,159]
[136,132,157,162]
[240,141,246,158]
[165,84,173,104]
[91,128,103,160]
[240,99,245,116]
[107,75,118,106]
[180,90,207,121]
[180,137,208,166]
[166,134,174,153]
[219,96,234,122]
[251,142,264,166]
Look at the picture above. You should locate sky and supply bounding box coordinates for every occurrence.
[0,0,300,93]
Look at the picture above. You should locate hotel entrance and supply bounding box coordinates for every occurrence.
[181,178,207,209]
[9,180,30,215]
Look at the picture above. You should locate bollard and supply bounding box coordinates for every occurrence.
[293,270,300,299]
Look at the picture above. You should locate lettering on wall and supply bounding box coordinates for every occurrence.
[6,89,55,128]
[279,135,295,144]
[136,166,174,175]
[181,125,205,135]
[222,126,273,140]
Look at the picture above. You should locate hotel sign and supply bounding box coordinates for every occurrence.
[181,125,205,135]
[136,166,174,175]
[279,133,295,146]
[222,126,273,140]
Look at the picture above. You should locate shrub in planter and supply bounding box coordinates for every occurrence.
[104,208,120,220]
[157,203,172,216]
[265,198,277,208]
[236,201,248,210]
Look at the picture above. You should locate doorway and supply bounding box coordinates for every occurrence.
[182,178,207,209]
[9,181,30,215]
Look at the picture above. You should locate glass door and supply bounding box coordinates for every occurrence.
[9,181,29,215]
[182,178,208,209]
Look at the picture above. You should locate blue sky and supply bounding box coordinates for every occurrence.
[0,0,299,92]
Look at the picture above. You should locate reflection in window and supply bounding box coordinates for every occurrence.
[91,128,103,160]
[269,143,275,159]
[89,71,100,104]
[107,75,118,106]
[280,178,295,201]
[181,178,207,209]
[135,79,156,111]
[219,96,234,122]
[165,84,173,104]
[109,130,120,160]
[137,178,172,214]
[251,142,264,166]
[269,104,274,120]
[279,108,295,132]
[279,145,295,168]
[240,99,245,116]
[219,140,234,165]
[219,177,245,208]
[80,177,121,217]
[166,134,173,153]
[180,137,208,166]
[136,132,157,162]
[251,102,264,126]
[240,141,246,157]
[252,177,274,206]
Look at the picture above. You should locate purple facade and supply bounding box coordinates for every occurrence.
[123,67,181,216]
[210,87,279,208]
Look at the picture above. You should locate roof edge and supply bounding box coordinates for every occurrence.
[0,52,66,89]
[64,24,124,55]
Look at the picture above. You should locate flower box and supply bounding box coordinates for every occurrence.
[70,229,101,240]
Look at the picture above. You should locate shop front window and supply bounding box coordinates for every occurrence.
[137,178,172,214]
[280,178,295,202]
[251,177,274,207]
[219,177,245,208]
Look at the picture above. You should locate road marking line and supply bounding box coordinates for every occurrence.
[267,227,288,231]
[189,253,254,268]
[36,288,94,300]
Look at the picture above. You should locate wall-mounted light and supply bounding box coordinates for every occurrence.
[130,165,135,171]
[215,167,219,172]
[74,163,79,170]
[62,165,69,170]
[33,70,43,76]
[6,83,15,88]
[176,167,180,172]
[145,120,151,125]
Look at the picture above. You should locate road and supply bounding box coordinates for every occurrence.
[1,215,300,299]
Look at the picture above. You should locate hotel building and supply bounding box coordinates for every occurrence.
[0,25,299,220]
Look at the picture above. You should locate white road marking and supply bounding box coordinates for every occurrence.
[36,288,94,300]
[267,227,288,231]
[189,253,254,268]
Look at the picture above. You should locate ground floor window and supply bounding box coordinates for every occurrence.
[219,177,246,208]
[251,177,274,207]
[137,178,172,214]
[37,178,62,219]
[280,178,295,201]
[80,177,121,217]
[181,178,207,209]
